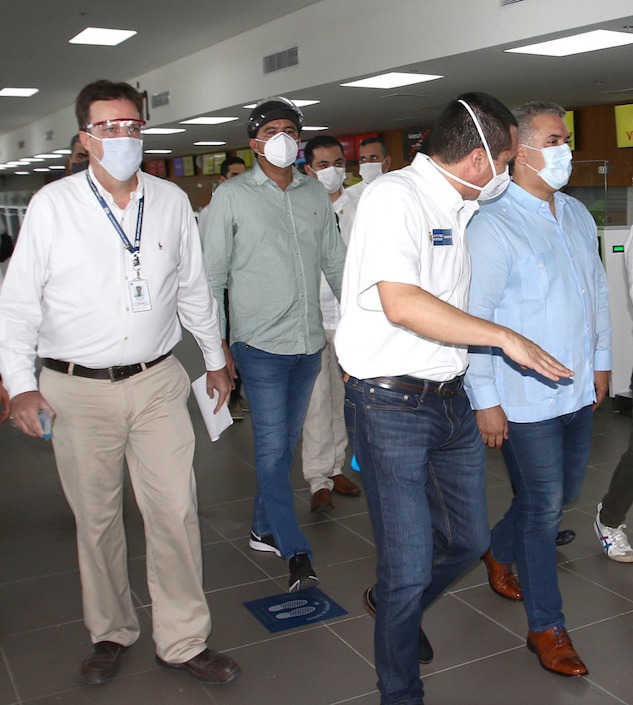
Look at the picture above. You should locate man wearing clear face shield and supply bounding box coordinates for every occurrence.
[0,80,238,686]
[465,101,611,677]
[203,97,346,594]
[346,136,392,208]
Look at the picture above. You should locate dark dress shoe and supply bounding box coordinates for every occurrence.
[332,474,361,496]
[483,550,523,601]
[156,648,241,684]
[79,641,127,685]
[362,585,434,664]
[527,627,588,676]
[556,529,576,546]
[311,488,334,513]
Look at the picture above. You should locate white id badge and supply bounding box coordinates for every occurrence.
[129,279,152,312]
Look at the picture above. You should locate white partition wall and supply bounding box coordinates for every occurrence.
[601,227,633,397]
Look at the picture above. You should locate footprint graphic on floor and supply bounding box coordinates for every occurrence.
[267,599,316,619]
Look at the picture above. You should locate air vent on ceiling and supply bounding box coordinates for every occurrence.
[45,130,54,141]
[18,140,25,149]
[501,0,525,5]
[151,91,170,109]
[263,46,298,74]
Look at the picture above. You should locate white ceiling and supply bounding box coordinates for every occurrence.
[1,0,633,170]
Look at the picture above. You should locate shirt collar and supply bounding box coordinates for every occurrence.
[332,187,349,213]
[413,154,479,226]
[251,158,304,189]
[506,180,564,217]
[87,165,143,205]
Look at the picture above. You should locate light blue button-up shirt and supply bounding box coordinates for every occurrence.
[465,181,611,422]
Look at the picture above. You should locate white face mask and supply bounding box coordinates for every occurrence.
[87,134,143,182]
[359,161,384,184]
[256,132,299,168]
[430,99,511,203]
[522,143,573,190]
[314,165,346,194]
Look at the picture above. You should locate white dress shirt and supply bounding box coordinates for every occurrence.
[0,167,225,398]
[335,153,479,381]
[320,188,356,330]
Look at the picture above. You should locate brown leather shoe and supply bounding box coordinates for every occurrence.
[332,474,361,496]
[311,488,334,513]
[527,627,588,676]
[79,641,128,685]
[483,550,523,601]
[156,648,241,684]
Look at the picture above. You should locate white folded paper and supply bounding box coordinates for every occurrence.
[192,373,234,442]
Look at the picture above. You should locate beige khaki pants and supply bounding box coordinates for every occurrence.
[40,356,210,663]
[301,330,348,493]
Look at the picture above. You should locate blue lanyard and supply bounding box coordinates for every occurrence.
[87,173,144,274]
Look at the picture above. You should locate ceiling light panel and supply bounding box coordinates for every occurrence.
[341,72,443,89]
[242,99,320,109]
[69,27,137,46]
[505,30,633,57]
[180,117,239,125]
[143,128,186,135]
[0,88,39,97]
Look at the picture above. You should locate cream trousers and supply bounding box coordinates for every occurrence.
[40,356,211,663]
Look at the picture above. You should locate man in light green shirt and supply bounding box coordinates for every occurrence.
[204,97,346,593]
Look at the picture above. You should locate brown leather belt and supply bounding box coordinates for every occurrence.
[343,372,464,398]
[41,352,172,383]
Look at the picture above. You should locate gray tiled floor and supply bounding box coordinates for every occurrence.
[2,334,633,705]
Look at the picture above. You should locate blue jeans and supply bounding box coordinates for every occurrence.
[491,405,593,633]
[231,343,322,561]
[345,377,489,705]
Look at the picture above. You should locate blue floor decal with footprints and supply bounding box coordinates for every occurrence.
[243,587,348,633]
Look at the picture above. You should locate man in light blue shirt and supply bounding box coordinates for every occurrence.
[465,102,611,677]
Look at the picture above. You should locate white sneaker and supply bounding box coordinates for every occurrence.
[594,503,633,563]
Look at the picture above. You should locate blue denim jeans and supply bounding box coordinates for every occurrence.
[231,343,322,561]
[345,377,489,705]
[491,405,593,633]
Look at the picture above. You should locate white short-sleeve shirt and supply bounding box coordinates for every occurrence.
[335,153,479,381]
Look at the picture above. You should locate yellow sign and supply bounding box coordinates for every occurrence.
[237,149,254,169]
[182,155,195,176]
[563,111,575,151]
[615,104,633,148]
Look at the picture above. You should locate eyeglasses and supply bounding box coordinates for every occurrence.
[84,118,146,139]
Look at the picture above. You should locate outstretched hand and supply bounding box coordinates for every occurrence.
[501,330,573,382]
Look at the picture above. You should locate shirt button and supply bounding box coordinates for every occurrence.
[123,336,128,341]
[125,307,130,312]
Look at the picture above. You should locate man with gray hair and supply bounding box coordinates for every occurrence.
[465,101,611,677]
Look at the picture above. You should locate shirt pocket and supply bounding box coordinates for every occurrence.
[517,252,550,300]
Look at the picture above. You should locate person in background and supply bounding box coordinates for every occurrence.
[302,135,361,513]
[65,133,89,175]
[346,136,391,207]
[465,101,611,677]
[198,156,248,421]
[594,223,633,563]
[204,97,346,593]
[0,79,240,687]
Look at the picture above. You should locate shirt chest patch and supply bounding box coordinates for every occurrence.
[430,228,453,246]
